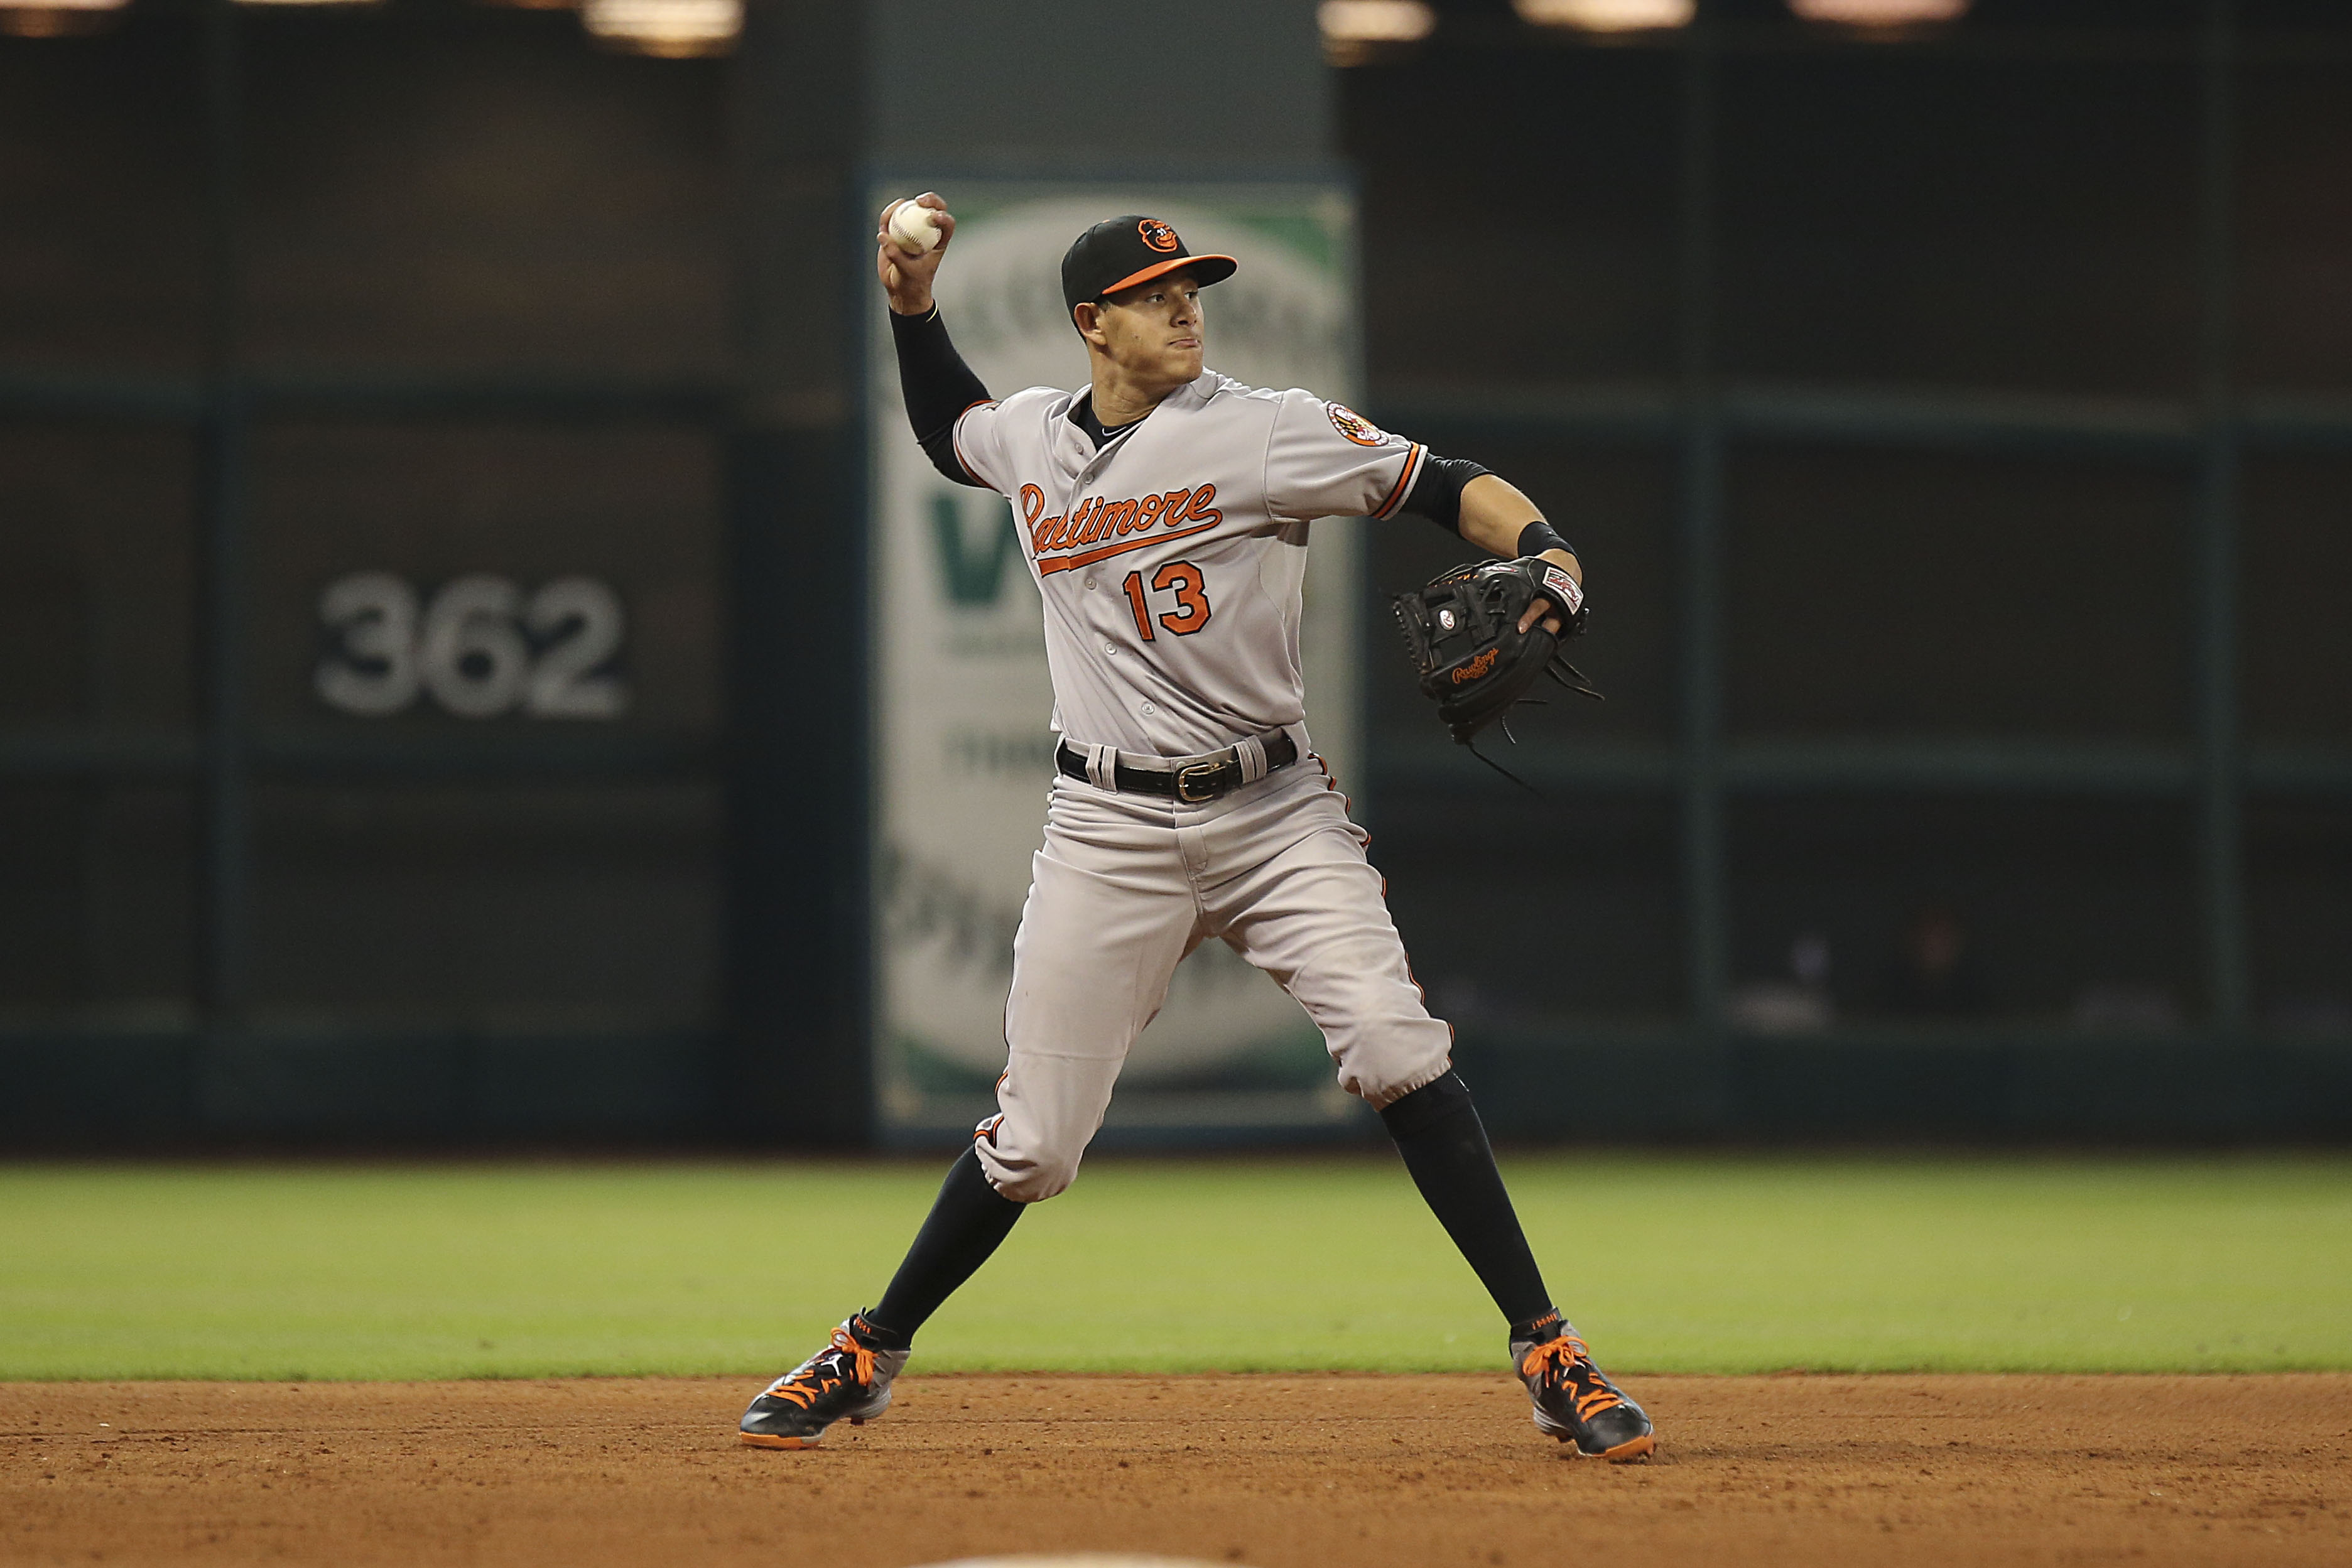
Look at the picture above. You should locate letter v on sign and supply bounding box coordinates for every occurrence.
[930,494,1022,605]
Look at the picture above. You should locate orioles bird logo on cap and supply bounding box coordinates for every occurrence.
[1139,218,1181,254]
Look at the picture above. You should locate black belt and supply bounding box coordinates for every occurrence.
[1056,732,1299,803]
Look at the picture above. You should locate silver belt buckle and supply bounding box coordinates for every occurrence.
[1174,760,1222,803]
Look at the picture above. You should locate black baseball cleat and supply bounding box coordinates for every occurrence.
[739,1314,911,1450]
[1510,1320,1656,1462]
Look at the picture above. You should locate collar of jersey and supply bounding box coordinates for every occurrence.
[1068,390,1142,451]
[1054,372,1220,482]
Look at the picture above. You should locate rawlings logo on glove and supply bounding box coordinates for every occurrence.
[1451,647,1500,684]
[1390,556,1601,791]
[1538,563,1583,620]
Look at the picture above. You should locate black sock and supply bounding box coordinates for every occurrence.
[1379,1071,1556,1334]
[864,1144,1025,1348]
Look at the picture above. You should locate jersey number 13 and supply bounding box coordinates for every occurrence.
[1120,561,1211,642]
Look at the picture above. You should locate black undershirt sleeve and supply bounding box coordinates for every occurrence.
[1398,455,1580,562]
[1396,453,1492,536]
[890,305,994,489]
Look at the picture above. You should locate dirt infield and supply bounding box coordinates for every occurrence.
[3,1374,2346,1567]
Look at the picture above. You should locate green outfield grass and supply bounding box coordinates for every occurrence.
[2,1154,2347,1381]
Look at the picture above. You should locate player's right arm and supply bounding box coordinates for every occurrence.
[878,195,998,490]
[876,194,953,316]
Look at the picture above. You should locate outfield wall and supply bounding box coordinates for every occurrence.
[5,1028,2348,1149]
[3,6,2349,1148]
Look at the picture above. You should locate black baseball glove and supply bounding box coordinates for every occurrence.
[1390,556,1601,784]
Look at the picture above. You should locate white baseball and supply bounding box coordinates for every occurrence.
[887,200,943,254]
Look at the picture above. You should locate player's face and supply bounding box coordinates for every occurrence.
[1095,271,1206,385]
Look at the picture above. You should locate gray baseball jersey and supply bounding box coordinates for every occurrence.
[953,371,1426,757]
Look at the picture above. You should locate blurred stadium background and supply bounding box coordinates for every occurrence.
[2,0,2349,1152]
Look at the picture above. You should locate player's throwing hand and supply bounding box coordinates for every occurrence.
[877,193,955,316]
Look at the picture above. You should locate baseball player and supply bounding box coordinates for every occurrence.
[738,197,1655,1463]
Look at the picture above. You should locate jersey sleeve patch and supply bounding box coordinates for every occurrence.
[1326,402,1390,448]
[1264,386,1426,524]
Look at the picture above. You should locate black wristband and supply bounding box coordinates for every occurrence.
[1515,520,1573,560]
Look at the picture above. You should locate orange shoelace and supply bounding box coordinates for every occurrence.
[762,1327,878,1410]
[1520,1333,1624,1419]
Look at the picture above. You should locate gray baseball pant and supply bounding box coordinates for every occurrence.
[973,754,1455,1202]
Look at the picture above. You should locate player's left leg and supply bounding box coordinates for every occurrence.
[1198,761,1655,1461]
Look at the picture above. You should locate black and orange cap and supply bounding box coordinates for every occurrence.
[1061,215,1237,323]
